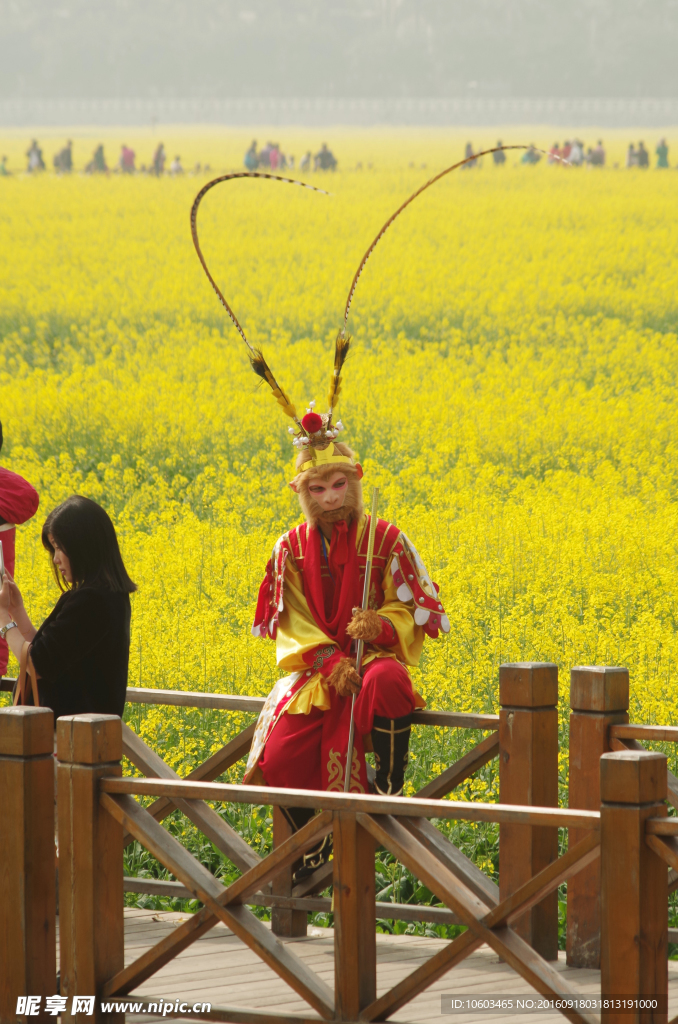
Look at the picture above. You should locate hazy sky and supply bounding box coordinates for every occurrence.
[2,0,678,100]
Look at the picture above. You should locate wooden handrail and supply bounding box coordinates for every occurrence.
[610,723,678,743]
[98,775,600,828]
[645,817,678,835]
[5,678,501,729]
[6,679,501,729]
[125,686,500,730]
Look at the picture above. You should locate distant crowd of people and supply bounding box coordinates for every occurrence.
[3,135,675,179]
[461,138,673,169]
[0,139,209,177]
[244,139,338,173]
[79,141,202,176]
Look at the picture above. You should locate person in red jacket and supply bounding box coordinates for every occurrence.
[0,421,39,674]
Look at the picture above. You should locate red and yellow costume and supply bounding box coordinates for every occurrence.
[245,511,449,792]
[188,168,461,802]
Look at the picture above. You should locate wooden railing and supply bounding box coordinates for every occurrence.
[1,661,677,1023]
[122,684,502,936]
[565,665,678,974]
[2,708,606,1024]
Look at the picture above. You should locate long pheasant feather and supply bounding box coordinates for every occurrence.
[327,330,351,413]
[342,144,569,331]
[249,347,298,421]
[190,171,330,421]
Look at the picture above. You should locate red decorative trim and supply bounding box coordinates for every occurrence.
[390,545,449,639]
[252,537,289,639]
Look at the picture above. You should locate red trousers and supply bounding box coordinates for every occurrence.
[259,657,415,792]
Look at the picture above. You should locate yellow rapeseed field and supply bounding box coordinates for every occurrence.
[2,128,678,793]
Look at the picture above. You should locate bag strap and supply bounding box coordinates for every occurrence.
[12,641,40,707]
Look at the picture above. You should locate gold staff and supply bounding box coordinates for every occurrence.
[344,486,379,792]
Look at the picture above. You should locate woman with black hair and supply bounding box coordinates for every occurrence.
[0,495,136,722]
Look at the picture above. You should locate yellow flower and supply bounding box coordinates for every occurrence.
[2,129,678,779]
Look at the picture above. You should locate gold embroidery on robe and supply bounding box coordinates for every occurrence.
[326,748,365,793]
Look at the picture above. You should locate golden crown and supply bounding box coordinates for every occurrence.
[287,401,354,472]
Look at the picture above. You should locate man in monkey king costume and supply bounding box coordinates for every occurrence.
[188,165,465,881]
[243,337,450,878]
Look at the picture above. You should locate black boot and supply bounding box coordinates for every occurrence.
[281,807,333,886]
[370,713,412,796]
[292,832,333,886]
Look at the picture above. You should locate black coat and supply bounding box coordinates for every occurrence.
[29,585,131,723]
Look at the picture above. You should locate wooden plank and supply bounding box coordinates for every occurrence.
[411,710,500,730]
[122,877,463,923]
[125,688,500,731]
[122,723,259,873]
[499,663,559,961]
[126,687,266,713]
[99,775,601,828]
[271,807,308,938]
[0,675,14,692]
[359,931,482,1021]
[333,811,376,1019]
[414,731,499,801]
[600,751,668,1023]
[611,724,678,744]
[647,818,678,836]
[356,813,598,1024]
[646,834,678,872]
[102,793,334,1018]
[107,901,223,995]
[124,722,256,842]
[402,817,500,907]
[0,707,57,1023]
[57,714,124,1024]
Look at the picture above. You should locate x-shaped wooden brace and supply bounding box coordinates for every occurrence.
[122,722,259,872]
[292,730,501,901]
[101,790,335,1017]
[355,814,601,1024]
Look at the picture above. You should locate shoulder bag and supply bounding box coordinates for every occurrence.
[12,641,41,707]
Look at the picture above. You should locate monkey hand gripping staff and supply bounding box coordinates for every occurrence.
[190,149,536,877]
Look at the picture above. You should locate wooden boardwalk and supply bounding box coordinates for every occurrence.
[119,909,678,1023]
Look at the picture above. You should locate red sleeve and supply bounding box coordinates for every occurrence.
[373,616,398,647]
[0,467,40,525]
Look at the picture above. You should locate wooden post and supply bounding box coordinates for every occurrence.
[333,810,376,1020]
[270,807,308,937]
[567,666,629,969]
[499,662,559,960]
[0,707,56,1023]
[600,750,667,1023]
[56,714,124,1024]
